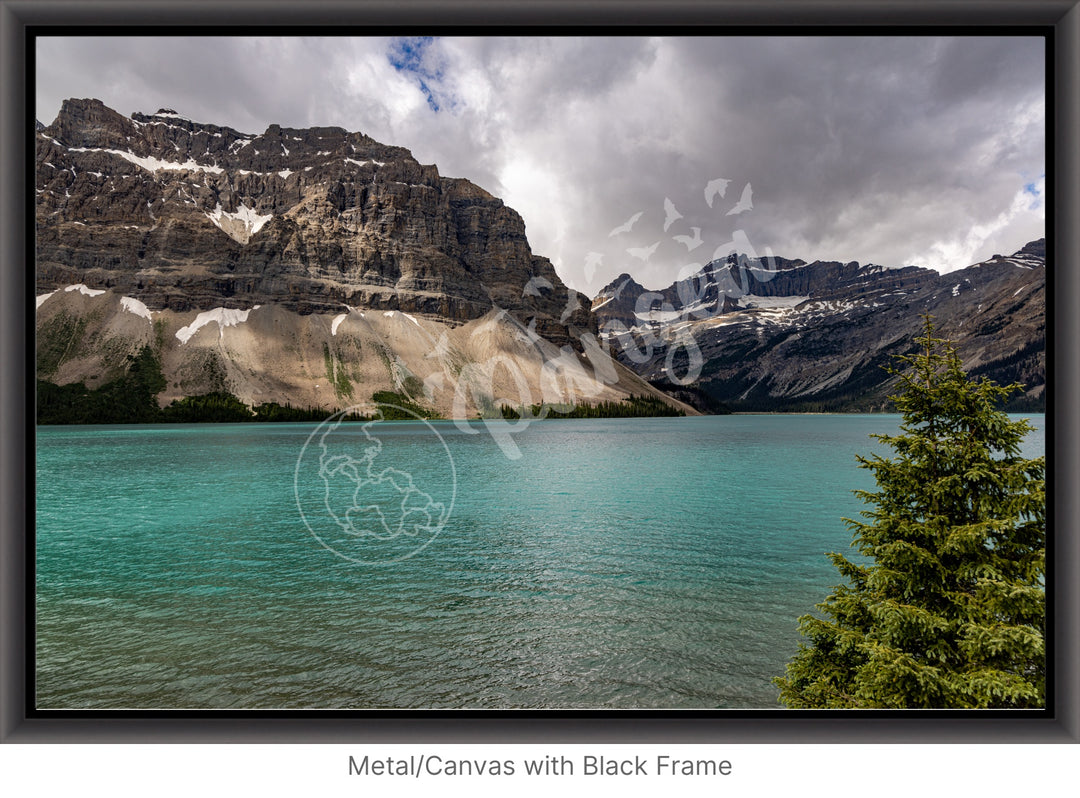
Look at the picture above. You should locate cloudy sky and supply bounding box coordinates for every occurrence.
[36,35,1045,295]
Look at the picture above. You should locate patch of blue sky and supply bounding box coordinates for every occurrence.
[387,36,455,113]
[1023,172,1045,210]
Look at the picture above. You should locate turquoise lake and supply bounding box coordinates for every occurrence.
[34,414,1045,709]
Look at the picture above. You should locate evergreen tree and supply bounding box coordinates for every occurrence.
[775,317,1045,708]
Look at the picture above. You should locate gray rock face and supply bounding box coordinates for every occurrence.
[592,242,1046,411]
[36,98,592,346]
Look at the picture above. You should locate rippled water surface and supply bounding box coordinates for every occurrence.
[35,414,1044,709]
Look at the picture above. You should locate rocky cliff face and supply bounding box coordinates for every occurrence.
[37,98,592,340]
[35,99,682,419]
[592,241,1046,411]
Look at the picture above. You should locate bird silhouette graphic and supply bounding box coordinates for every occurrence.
[627,241,660,262]
[584,251,604,282]
[428,332,454,360]
[609,211,644,237]
[673,226,704,252]
[610,276,635,299]
[705,178,731,208]
[663,198,683,232]
[559,292,583,323]
[522,276,555,297]
[726,183,753,215]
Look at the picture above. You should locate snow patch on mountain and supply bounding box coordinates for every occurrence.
[151,110,192,121]
[741,295,810,310]
[120,296,153,322]
[69,147,224,175]
[205,203,272,244]
[176,307,255,344]
[64,283,106,297]
[635,307,685,324]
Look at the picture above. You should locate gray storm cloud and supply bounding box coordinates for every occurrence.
[36,35,1045,295]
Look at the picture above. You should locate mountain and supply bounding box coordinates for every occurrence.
[35,98,689,419]
[592,241,1046,411]
[35,98,1044,419]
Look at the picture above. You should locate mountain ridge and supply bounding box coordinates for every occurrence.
[35,98,1044,418]
[591,240,1046,411]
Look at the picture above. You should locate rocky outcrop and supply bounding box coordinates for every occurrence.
[36,98,592,347]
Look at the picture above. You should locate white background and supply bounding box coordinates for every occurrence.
[1,743,1074,797]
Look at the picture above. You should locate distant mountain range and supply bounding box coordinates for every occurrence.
[35,98,1044,418]
[592,240,1045,411]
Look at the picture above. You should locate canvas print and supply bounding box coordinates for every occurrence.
[33,35,1046,710]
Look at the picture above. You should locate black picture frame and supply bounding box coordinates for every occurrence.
[3,0,1077,743]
